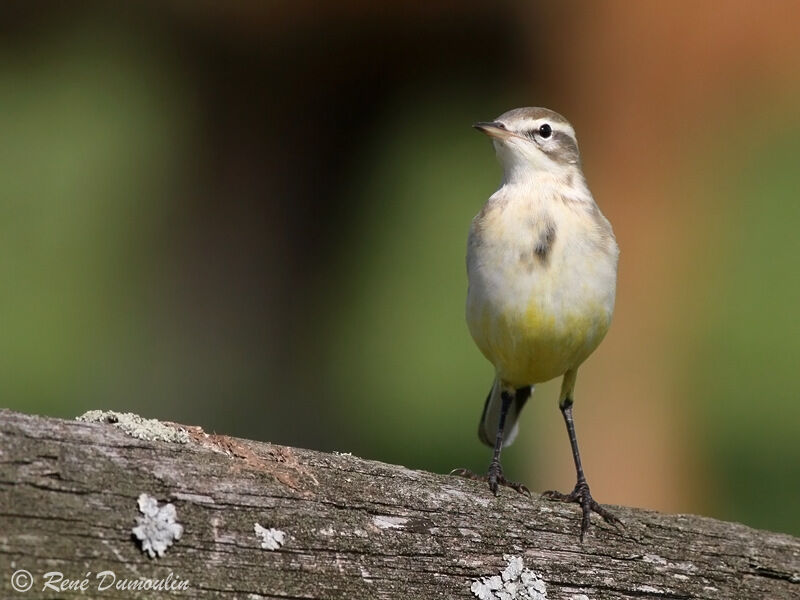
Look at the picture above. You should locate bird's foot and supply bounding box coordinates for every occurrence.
[450,463,531,497]
[542,479,622,541]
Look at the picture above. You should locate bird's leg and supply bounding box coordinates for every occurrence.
[543,370,622,541]
[485,388,527,495]
[451,387,530,496]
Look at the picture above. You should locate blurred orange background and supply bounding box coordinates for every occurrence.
[1,1,798,535]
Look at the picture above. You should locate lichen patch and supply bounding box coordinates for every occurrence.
[471,555,548,599]
[78,410,189,444]
[132,494,184,558]
[254,523,286,550]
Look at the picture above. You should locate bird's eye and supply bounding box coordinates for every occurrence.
[538,123,552,138]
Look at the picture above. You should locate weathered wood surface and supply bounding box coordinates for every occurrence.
[0,409,798,599]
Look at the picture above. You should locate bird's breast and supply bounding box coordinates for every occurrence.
[466,189,618,385]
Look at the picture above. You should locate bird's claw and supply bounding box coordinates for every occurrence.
[542,480,622,541]
[450,465,531,497]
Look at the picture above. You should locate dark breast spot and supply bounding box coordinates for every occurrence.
[534,223,557,265]
[519,221,557,270]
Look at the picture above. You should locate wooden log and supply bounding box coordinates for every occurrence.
[0,409,797,599]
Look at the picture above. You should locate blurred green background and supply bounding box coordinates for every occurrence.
[1,2,798,535]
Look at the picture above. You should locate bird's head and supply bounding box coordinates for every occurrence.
[474,107,582,183]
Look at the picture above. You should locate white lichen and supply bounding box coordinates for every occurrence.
[132,494,183,558]
[471,555,547,600]
[254,523,286,550]
[78,410,190,444]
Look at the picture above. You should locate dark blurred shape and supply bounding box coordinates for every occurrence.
[0,1,525,444]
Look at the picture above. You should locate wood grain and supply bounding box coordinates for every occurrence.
[0,409,797,599]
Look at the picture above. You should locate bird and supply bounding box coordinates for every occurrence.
[451,107,621,541]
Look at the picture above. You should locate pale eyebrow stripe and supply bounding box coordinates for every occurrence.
[519,118,576,141]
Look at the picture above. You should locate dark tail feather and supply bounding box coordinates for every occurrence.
[478,380,532,447]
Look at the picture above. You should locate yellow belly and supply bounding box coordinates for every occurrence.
[468,298,611,386]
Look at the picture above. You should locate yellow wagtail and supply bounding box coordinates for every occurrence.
[452,107,621,541]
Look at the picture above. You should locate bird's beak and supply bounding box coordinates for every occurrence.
[473,121,513,140]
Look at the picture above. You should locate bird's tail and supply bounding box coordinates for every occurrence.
[478,379,532,448]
